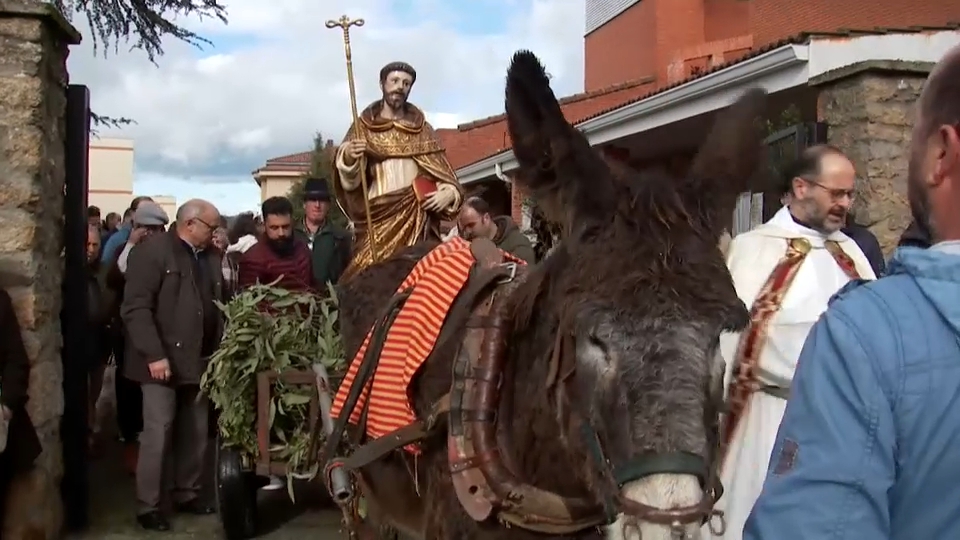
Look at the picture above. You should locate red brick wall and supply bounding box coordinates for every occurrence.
[703,0,751,42]
[510,181,525,225]
[586,0,708,91]
[585,0,960,91]
[585,1,656,92]
[653,0,706,84]
[751,0,960,48]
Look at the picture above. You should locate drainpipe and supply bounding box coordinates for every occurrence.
[494,162,509,183]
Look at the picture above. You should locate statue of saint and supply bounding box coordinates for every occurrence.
[333,61,464,280]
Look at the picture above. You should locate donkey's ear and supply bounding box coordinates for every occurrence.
[685,88,768,233]
[505,50,615,228]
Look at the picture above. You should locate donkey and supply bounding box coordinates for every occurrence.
[335,50,767,540]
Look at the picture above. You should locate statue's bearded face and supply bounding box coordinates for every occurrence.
[381,70,414,110]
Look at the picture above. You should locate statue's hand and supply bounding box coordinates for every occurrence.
[341,140,367,165]
[422,188,453,212]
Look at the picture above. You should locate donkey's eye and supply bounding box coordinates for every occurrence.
[584,333,611,365]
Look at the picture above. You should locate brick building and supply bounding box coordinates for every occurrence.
[448,0,960,252]
[254,1,960,251]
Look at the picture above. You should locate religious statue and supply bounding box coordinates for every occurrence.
[333,61,464,280]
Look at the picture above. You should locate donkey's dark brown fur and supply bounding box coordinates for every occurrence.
[336,51,767,539]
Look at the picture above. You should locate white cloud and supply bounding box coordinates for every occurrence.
[68,0,586,215]
[134,172,261,216]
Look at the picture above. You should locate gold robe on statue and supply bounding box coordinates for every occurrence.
[333,101,464,281]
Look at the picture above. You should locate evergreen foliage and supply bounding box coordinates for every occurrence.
[51,0,228,127]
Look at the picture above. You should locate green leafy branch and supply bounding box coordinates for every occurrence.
[200,282,346,498]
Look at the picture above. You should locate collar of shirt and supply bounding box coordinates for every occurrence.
[180,238,203,258]
[302,220,328,238]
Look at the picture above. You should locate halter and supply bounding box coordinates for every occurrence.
[546,331,728,535]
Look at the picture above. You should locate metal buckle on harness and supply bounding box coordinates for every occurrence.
[497,262,518,283]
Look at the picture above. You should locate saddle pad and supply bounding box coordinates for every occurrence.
[331,237,523,453]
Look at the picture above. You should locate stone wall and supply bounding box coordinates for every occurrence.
[0,1,80,537]
[814,61,932,255]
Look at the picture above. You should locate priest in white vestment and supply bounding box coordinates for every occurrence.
[706,145,877,540]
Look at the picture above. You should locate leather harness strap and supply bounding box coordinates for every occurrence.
[339,394,451,471]
[326,242,519,474]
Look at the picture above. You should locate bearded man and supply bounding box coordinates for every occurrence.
[708,144,877,540]
[238,196,314,292]
[744,44,960,540]
[334,61,464,280]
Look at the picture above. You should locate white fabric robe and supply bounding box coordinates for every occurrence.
[705,207,876,540]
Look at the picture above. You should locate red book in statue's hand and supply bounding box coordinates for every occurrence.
[413,176,437,202]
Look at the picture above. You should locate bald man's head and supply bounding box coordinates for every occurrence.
[908,44,960,242]
[176,198,220,249]
[917,46,960,138]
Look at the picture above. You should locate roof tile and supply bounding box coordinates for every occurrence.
[440,78,656,169]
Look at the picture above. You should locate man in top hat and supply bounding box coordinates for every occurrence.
[294,177,351,286]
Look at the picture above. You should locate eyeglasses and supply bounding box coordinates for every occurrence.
[193,217,218,231]
[800,177,856,202]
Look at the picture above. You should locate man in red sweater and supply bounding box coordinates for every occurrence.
[238,197,314,292]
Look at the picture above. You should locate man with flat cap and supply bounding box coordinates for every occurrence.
[294,177,351,286]
[115,201,170,274]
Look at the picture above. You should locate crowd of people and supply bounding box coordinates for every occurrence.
[1,45,954,540]
[72,174,533,532]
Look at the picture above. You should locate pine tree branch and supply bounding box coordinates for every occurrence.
[54,0,227,63]
[89,111,135,131]
[50,0,227,127]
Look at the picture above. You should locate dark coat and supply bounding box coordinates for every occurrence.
[120,231,225,385]
[899,219,932,249]
[491,216,536,264]
[841,223,886,276]
[237,239,314,292]
[86,265,113,369]
[294,222,351,286]
[0,289,42,472]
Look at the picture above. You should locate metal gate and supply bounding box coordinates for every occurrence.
[731,121,827,235]
[61,84,91,531]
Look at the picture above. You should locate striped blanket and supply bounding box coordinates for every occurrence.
[330,237,524,453]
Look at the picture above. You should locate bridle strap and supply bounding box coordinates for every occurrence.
[552,328,723,527]
[613,452,709,487]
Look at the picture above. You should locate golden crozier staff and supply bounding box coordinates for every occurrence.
[325,14,380,262]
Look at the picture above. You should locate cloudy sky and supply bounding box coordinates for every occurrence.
[67,0,586,215]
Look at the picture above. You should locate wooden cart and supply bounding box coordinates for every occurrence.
[214,368,334,540]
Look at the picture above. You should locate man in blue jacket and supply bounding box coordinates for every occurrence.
[744,45,960,540]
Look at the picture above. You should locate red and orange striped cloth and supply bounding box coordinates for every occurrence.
[330,237,524,453]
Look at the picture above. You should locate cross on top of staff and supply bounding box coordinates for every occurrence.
[325,15,364,29]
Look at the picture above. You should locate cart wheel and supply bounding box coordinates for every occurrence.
[215,441,258,540]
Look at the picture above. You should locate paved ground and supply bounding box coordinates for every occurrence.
[71,443,347,539]
[70,369,349,540]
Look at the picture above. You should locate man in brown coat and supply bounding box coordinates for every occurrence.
[121,199,224,531]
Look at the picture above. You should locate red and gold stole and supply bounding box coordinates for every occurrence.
[720,238,862,467]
